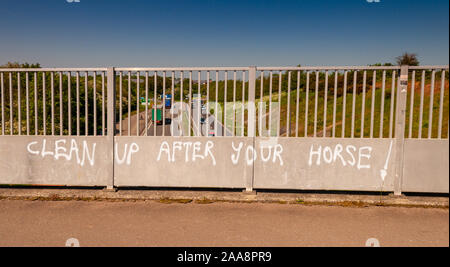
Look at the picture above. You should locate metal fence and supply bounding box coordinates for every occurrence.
[0,68,109,136]
[0,65,448,194]
[2,65,447,139]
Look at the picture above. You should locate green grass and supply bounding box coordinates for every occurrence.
[266,80,449,138]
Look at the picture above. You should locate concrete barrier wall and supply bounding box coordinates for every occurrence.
[402,139,449,193]
[253,138,396,192]
[114,137,253,188]
[0,136,447,193]
[0,136,111,186]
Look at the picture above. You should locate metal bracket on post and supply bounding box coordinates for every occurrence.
[245,66,257,193]
[105,67,117,192]
[393,65,408,196]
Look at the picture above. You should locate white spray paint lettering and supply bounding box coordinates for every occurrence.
[157,141,216,165]
[115,142,139,165]
[231,141,283,166]
[308,144,372,169]
[27,139,96,166]
[379,140,393,181]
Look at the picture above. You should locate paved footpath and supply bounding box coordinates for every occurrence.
[0,200,447,247]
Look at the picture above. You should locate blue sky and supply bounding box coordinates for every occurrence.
[0,0,448,67]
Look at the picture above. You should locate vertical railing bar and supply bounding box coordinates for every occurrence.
[369,70,376,138]
[323,71,328,137]
[437,70,445,139]
[43,72,47,135]
[242,71,245,137]
[136,71,140,136]
[162,71,166,136]
[93,71,97,136]
[0,73,3,135]
[341,71,347,138]
[351,71,357,138]
[408,71,415,138]
[189,71,192,137]
[128,71,131,136]
[395,77,400,137]
[224,71,227,136]
[18,72,21,135]
[313,71,319,137]
[427,70,435,139]
[295,71,300,137]
[50,72,54,135]
[278,70,282,137]
[34,72,38,135]
[206,71,210,137]
[118,71,122,135]
[269,71,273,136]
[59,72,63,136]
[197,71,201,136]
[259,71,264,137]
[84,71,88,136]
[144,71,148,136]
[233,70,236,136]
[380,71,386,138]
[180,71,184,137]
[26,72,29,135]
[106,67,116,190]
[76,71,79,136]
[49,72,54,135]
[332,71,337,138]
[389,71,396,138]
[67,72,71,135]
[361,71,367,138]
[418,70,425,138]
[101,72,105,136]
[247,66,256,142]
[154,71,157,136]
[305,71,310,137]
[260,71,264,103]
[9,73,12,135]
[393,66,409,195]
[177,71,183,136]
[171,71,175,135]
[214,71,218,137]
[286,71,291,137]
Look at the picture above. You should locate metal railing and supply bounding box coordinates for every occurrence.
[256,65,448,139]
[0,68,108,136]
[114,67,251,137]
[0,65,448,139]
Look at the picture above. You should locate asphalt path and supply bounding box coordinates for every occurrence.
[0,200,447,247]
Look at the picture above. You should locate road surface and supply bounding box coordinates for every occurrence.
[0,200,447,247]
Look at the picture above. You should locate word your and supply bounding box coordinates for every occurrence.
[157,141,216,165]
[27,139,96,166]
[308,144,372,169]
[115,143,139,165]
[231,141,283,166]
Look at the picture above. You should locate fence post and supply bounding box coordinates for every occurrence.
[106,67,116,191]
[246,66,257,192]
[393,65,408,196]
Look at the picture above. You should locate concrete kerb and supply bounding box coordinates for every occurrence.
[0,188,448,208]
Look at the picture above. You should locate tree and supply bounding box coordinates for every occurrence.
[395,53,419,66]
[0,61,41,68]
